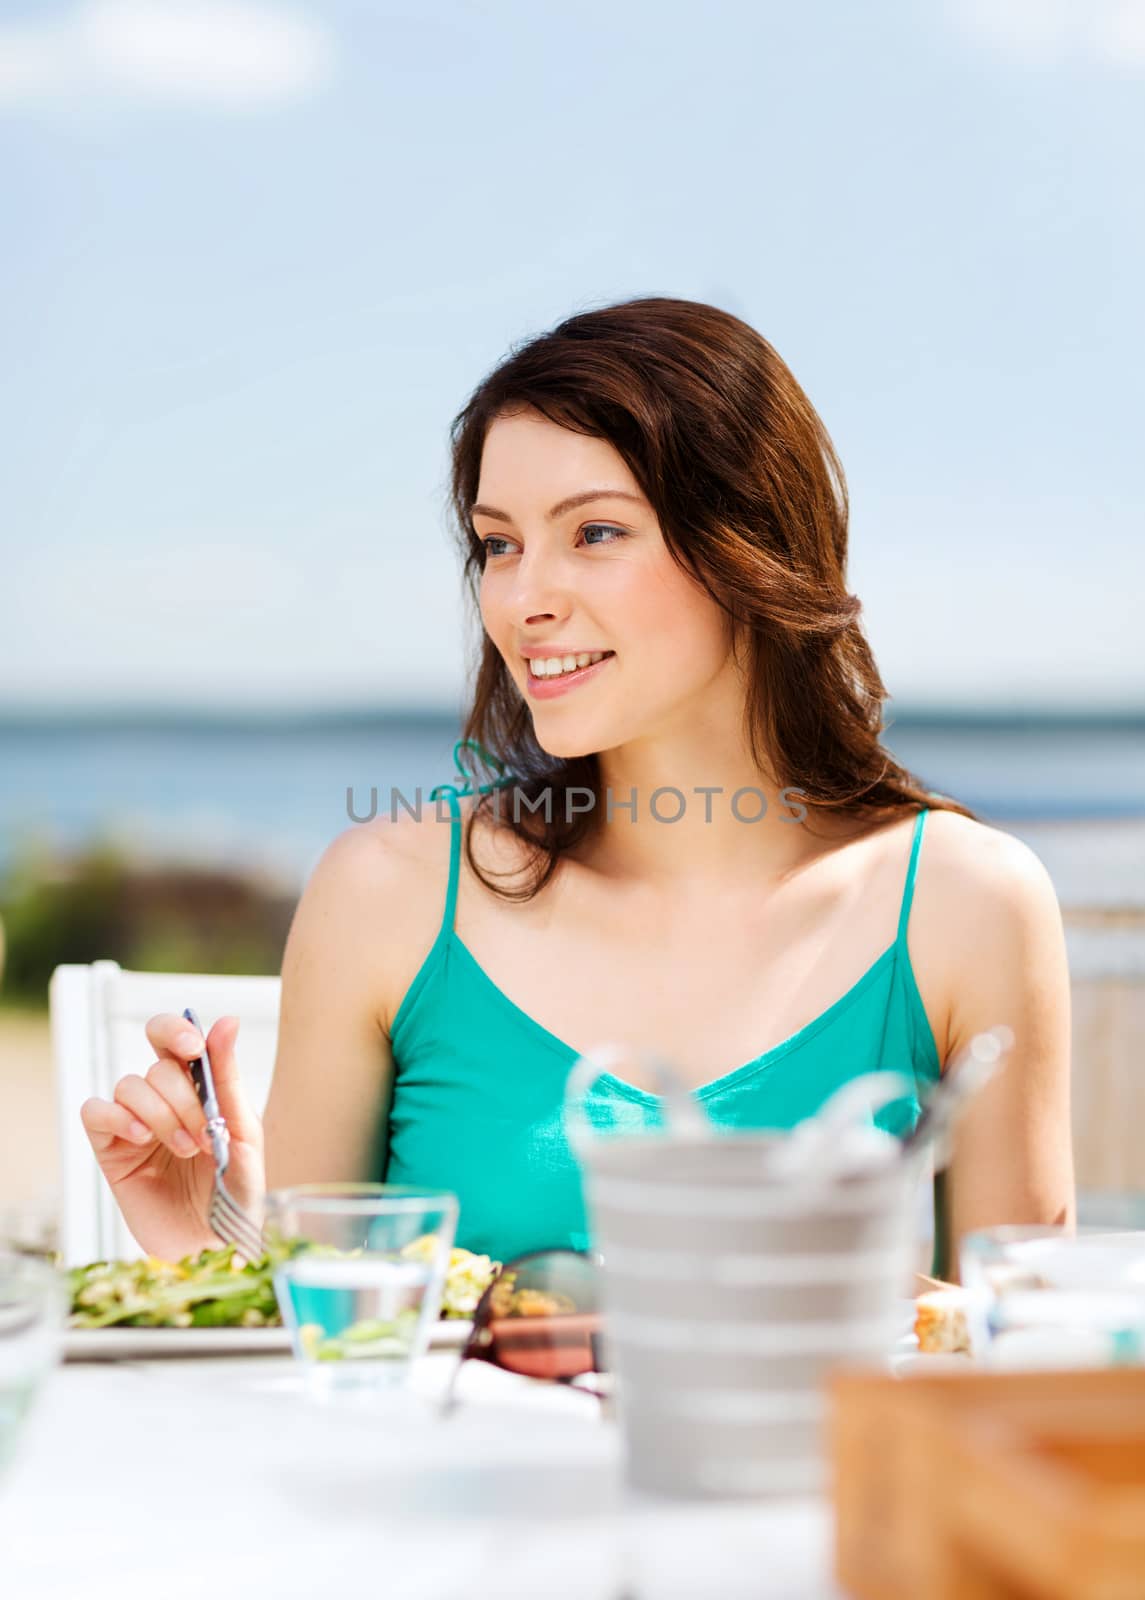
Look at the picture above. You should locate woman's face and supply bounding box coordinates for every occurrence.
[474,407,740,759]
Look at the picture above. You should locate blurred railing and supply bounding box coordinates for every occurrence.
[1064,906,1145,1193]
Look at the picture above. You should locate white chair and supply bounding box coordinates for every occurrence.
[49,960,281,1265]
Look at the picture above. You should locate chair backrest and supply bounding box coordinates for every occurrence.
[49,960,281,1265]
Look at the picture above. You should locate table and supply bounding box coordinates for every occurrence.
[1,1350,846,1599]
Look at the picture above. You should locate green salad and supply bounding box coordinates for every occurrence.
[67,1246,280,1330]
[67,1240,500,1331]
[297,1311,421,1363]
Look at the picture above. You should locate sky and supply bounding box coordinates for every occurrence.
[1,0,1143,714]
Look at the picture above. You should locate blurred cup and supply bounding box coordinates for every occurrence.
[566,1047,920,1501]
[0,1198,60,1261]
[961,1224,1145,1369]
[0,1252,66,1482]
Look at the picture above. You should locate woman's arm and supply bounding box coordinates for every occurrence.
[915,814,1076,1280]
[261,817,437,1192]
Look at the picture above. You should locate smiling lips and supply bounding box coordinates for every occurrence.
[524,651,616,699]
[525,649,614,680]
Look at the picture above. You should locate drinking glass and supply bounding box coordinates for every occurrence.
[1,1252,66,1481]
[961,1224,1145,1368]
[264,1184,458,1394]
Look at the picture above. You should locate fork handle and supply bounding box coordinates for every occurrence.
[183,1005,221,1121]
[204,1115,231,1175]
[184,1005,230,1174]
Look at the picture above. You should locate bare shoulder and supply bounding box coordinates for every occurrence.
[290,795,486,1033]
[913,810,1064,968]
[907,809,1067,1063]
[917,808,1060,922]
[304,809,436,907]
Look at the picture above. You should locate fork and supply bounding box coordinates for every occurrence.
[182,1006,265,1263]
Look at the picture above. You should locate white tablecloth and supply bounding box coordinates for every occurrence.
[1,1350,847,1599]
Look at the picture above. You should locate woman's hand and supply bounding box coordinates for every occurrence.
[79,1013,265,1263]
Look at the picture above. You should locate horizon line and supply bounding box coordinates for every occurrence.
[0,698,1142,732]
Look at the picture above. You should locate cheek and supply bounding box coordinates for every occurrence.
[627,563,727,663]
[478,573,505,637]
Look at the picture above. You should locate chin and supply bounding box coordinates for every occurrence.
[529,719,602,762]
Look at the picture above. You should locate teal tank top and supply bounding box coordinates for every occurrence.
[385,784,943,1269]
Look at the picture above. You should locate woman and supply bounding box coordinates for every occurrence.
[79,297,1075,1278]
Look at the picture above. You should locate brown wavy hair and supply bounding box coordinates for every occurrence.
[445,295,973,901]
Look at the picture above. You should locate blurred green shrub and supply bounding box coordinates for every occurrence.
[0,840,298,1009]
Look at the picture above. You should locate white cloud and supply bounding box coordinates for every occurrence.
[946,0,1145,70]
[0,0,335,112]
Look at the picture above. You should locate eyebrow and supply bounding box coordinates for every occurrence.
[469,488,647,524]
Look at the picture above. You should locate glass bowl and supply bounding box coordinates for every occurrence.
[960,1224,1145,1369]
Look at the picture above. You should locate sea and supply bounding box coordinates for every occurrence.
[1,709,1142,909]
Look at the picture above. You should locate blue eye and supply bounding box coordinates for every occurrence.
[479,523,627,562]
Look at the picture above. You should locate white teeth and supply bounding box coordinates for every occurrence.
[528,651,608,679]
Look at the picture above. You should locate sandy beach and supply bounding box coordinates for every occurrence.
[0,1008,58,1248]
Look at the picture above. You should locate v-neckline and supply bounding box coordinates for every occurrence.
[446,930,899,1106]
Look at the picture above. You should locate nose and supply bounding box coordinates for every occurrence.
[507,542,574,630]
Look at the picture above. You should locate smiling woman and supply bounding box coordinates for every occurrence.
[80,297,1075,1284]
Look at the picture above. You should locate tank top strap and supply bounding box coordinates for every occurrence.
[426,782,463,937]
[895,805,929,947]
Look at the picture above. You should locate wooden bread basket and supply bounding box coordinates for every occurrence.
[829,1364,1145,1599]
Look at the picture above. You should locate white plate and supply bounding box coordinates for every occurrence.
[889,1348,974,1376]
[889,1296,976,1374]
[63,1318,473,1362]
[62,1299,922,1364]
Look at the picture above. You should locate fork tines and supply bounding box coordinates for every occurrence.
[209,1178,265,1264]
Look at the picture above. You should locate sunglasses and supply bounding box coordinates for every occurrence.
[440,1247,608,1414]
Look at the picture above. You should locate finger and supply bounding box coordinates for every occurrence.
[201,1016,259,1142]
[145,1058,211,1148]
[113,1075,201,1159]
[144,1011,208,1064]
[80,1096,155,1152]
